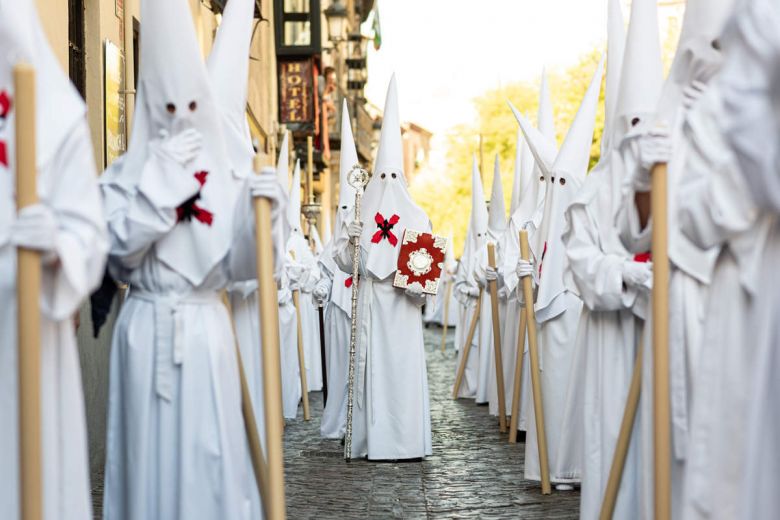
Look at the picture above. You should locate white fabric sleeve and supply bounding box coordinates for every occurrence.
[37,121,108,320]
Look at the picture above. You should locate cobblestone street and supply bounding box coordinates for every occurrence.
[283,326,580,519]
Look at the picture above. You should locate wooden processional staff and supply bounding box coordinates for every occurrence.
[508,310,527,444]
[290,251,311,422]
[519,231,551,495]
[599,337,643,520]
[252,155,288,520]
[451,288,482,399]
[651,164,671,520]
[15,63,43,520]
[487,243,508,432]
[439,280,453,353]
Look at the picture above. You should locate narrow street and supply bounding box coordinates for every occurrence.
[283,327,580,519]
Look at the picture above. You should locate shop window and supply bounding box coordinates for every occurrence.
[68,0,86,99]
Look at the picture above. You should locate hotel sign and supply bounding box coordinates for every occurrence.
[278,59,314,126]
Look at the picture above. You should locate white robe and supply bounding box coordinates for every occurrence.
[277,268,302,420]
[318,244,352,439]
[286,235,323,392]
[101,155,279,519]
[0,123,107,520]
[692,20,780,516]
[562,190,647,519]
[717,2,780,514]
[334,224,432,460]
[453,262,480,399]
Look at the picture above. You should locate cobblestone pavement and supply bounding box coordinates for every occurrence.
[91,326,580,519]
[283,326,580,519]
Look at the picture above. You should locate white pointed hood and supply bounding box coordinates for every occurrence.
[360,74,429,280]
[338,99,359,212]
[602,0,626,154]
[311,224,324,255]
[206,0,254,176]
[286,158,315,265]
[287,159,303,233]
[509,127,540,224]
[509,128,524,215]
[531,56,604,321]
[0,0,84,169]
[461,155,489,279]
[0,0,89,239]
[103,0,238,286]
[615,0,663,137]
[655,0,735,123]
[487,155,507,239]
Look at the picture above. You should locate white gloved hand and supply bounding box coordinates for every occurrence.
[460,284,480,298]
[250,167,282,210]
[313,279,330,302]
[637,126,673,191]
[622,261,653,288]
[516,259,534,279]
[498,286,510,299]
[682,80,708,109]
[278,289,292,306]
[485,266,498,282]
[404,281,424,299]
[11,203,58,264]
[347,220,363,239]
[157,128,203,167]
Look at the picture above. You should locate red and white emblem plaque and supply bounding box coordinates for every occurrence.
[392,229,447,295]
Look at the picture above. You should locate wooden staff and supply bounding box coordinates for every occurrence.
[291,284,311,421]
[222,293,269,514]
[306,136,314,204]
[452,288,482,399]
[651,163,671,520]
[439,279,453,353]
[252,155,287,520]
[599,336,644,520]
[508,310,527,444]
[487,243,507,432]
[15,64,42,520]
[520,230,551,494]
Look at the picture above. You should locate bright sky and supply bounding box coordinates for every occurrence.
[363,0,683,172]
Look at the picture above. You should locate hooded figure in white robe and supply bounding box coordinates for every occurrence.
[0,1,108,518]
[208,2,285,514]
[560,0,660,516]
[675,82,771,520]
[511,55,604,485]
[335,75,433,460]
[500,74,554,432]
[100,0,282,517]
[316,101,358,439]
[613,0,735,515]
[690,3,780,517]
[269,134,303,419]
[286,159,323,391]
[453,158,488,400]
[426,235,458,328]
[482,156,512,416]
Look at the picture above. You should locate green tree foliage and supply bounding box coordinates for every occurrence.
[410,50,605,256]
[412,15,681,257]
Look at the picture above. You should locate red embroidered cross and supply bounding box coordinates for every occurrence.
[176,170,214,226]
[371,212,400,246]
[0,90,11,168]
[634,252,652,263]
[345,276,354,288]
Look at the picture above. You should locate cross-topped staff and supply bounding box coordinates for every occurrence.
[344,164,369,462]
